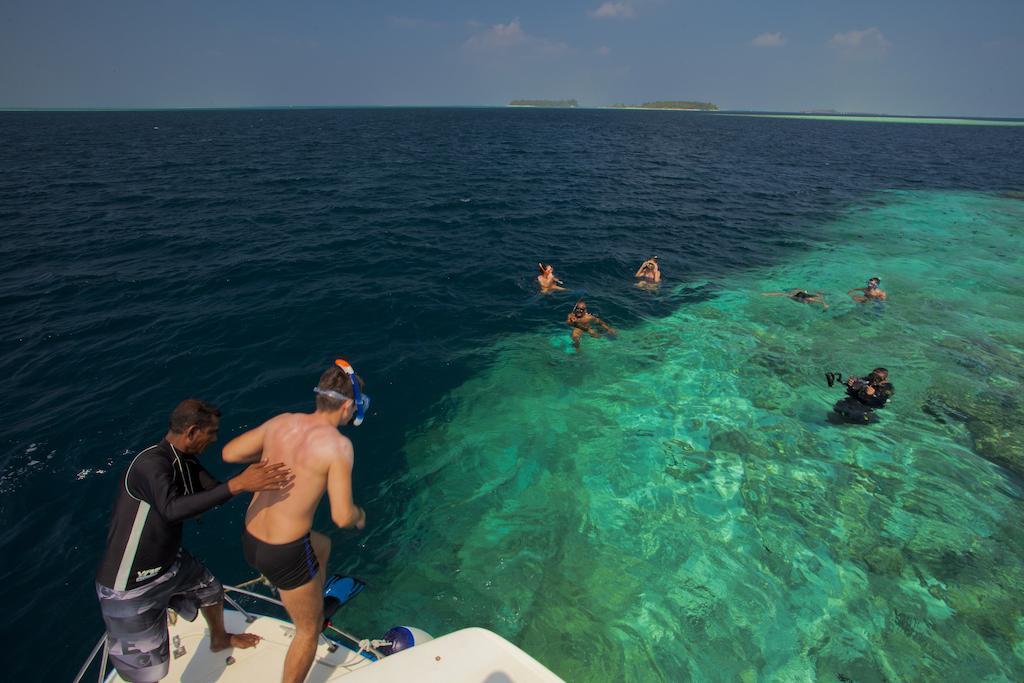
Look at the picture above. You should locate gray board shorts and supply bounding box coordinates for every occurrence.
[96,551,223,683]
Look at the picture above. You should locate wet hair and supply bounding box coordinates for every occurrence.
[169,399,221,434]
[868,277,881,284]
[870,367,889,380]
[315,365,365,412]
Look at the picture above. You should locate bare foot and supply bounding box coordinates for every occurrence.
[210,632,261,652]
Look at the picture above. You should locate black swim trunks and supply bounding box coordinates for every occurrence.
[242,528,319,590]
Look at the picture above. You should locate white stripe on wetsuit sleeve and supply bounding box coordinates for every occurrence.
[114,501,151,591]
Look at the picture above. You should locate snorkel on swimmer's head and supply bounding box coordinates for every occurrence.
[313,359,371,426]
[867,277,881,290]
[572,300,587,317]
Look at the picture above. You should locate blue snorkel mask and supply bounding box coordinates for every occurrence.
[313,359,370,426]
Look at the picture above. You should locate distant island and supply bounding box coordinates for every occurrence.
[508,99,578,108]
[610,101,718,111]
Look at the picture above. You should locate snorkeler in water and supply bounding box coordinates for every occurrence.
[848,277,887,302]
[761,289,828,310]
[634,256,661,283]
[566,300,616,350]
[537,263,566,293]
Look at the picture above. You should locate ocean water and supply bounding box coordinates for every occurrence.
[1,109,1022,682]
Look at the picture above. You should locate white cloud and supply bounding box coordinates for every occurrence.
[464,19,570,57]
[829,27,890,51]
[751,32,785,48]
[590,2,635,19]
[465,19,526,50]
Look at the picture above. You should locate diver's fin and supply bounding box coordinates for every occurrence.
[323,575,367,623]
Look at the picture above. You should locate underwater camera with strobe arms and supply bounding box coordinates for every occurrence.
[826,372,869,390]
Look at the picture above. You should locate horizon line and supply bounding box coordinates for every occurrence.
[1,104,1022,120]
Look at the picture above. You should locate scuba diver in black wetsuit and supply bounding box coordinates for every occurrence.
[95,399,293,683]
[826,368,895,423]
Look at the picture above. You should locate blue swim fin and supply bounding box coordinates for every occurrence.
[323,575,366,622]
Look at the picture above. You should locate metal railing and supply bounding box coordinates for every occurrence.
[72,635,109,683]
[73,581,382,683]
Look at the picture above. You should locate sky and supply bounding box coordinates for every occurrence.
[2,0,1022,116]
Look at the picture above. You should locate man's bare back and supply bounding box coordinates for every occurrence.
[225,411,365,545]
[244,413,351,543]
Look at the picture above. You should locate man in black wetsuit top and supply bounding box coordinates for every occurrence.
[95,399,293,683]
[832,368,895,422]
[846,368,894,408]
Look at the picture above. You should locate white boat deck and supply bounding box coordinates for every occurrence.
[107,609,371,683]
[105,609,563,683]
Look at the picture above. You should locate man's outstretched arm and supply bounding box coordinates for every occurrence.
[326,439,366,530]
[133,456,291,523]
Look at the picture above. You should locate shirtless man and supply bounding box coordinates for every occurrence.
[761,288,828,310]
[537,263,566,293]
[634,256,661,284]
[848,277,887,302]
[223,360,369,683]
[566,300,616,350]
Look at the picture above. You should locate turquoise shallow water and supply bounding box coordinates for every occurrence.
[350,191,1024,681]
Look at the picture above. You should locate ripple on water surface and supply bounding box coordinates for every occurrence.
[352,191,1024,681]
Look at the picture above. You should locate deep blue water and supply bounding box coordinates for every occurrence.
[1,108,1023,681]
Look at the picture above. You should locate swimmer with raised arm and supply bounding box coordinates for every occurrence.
[566,299,616,350]
[537,263,566,293]
[762,288,829,310]
[635,256,661,283]
[848,277,887,302]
